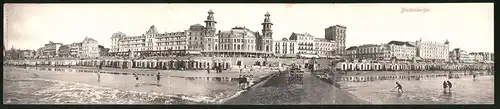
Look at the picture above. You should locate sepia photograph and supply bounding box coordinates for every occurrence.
[3,3,494,105]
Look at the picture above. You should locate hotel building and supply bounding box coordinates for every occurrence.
[109,26,189,57]
[450,48,474,63]
[325,25,347,56]
[387,41,417,61]
[109,10,274,58]
[273,38,298,58]
[411,39,450,62]
[469,52,494,63]
[42,41,63,58]
[289,32,315,56]
[313,38,336,58]
[345,44,391,60]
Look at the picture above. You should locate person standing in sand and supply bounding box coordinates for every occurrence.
[96,70,101,83]
[133,73,139,84]
[156,72,161,86]
[443,81,448,92]
[447,81,452,91]
[207,66,210,74]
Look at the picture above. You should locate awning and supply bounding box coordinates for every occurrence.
[175,56,192,61]
[186,51,202,54]
[299,54,319,58]
[414,57,423,60]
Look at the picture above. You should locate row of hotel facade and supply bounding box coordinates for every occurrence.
[4,37,104,59]
[109,10,346,59]
[4,9,494,64]
[345,40,494,63]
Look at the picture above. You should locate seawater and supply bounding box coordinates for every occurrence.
[3,67,239,104]
[339,75,494,104]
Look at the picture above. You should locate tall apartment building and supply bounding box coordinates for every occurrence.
[387,41,417,61]
[325,25,347,56]
[411,39,449,62]
[187,24,205,53]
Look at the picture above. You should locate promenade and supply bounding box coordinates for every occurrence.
[223,70,369,104]
[27,65,276,79]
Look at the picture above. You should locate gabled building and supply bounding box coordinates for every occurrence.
[42,41,63,58]
[387,41,417,61]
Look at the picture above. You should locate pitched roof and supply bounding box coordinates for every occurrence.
[83,37,97,43]
[346,46,358,50]
[292,32,315,37]
[387,41,415,47]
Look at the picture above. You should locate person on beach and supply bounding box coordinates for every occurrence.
[240,68,243,75]
[156,72,161,85]
[218,66,222,73]
[243,75,250,89]
[443,81,448,92]
[134,73,139,84]
[447,81,452,91]
[207,66,210,74]
[238,75,245,89]
[97,70,101,82]
[473,73,476,80]
[394,82,403,93]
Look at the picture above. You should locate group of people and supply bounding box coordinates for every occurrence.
[443,80,453,92]
[132,72,162,86]
[238,66,254,90]
[238,75,251,90]
[392,80,454,94]
[207,65,223,74]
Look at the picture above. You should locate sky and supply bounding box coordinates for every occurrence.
[3,3,494,52]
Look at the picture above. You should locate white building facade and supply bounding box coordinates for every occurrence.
[273,38,298,58]
[412,40,450,62]
[387,41,417,61]
[346,44,391,60]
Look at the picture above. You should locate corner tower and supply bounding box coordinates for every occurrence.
[261,12,273,54]
[203,9,219,52]
[204,9,217,37]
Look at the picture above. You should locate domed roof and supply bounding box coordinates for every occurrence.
[190,24,204,27]
[83,37,97,43]
[220,27,257,38]
[111,32,126,39]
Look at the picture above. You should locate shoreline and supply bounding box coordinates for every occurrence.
[3,67,277,104]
